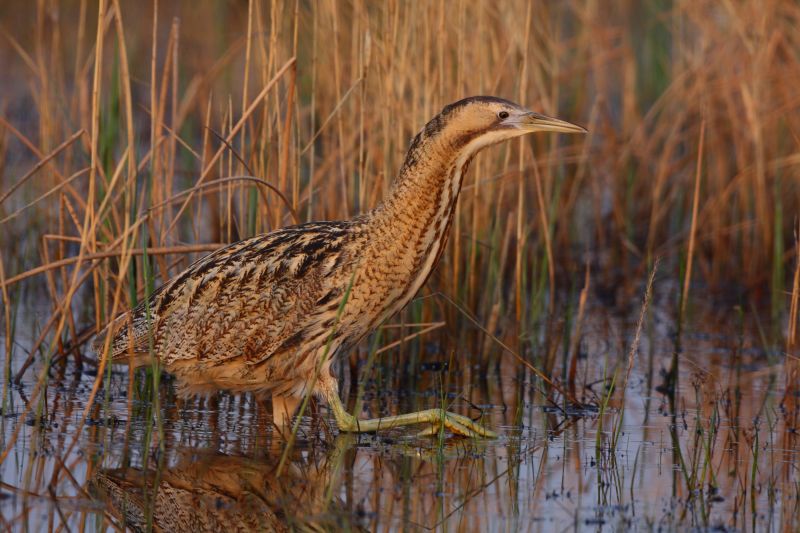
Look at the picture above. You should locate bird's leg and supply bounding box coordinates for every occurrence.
[318,375,496,438]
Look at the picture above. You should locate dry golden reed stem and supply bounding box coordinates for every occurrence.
[681,120,706,317]
[785,222,800,406]
[624,257,659,395]
[278,63,296,212]
[514,1,533,325]
[0,249,11,402]
[531,153,555,312]
[567,260,591,399]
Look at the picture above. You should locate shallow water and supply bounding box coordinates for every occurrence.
[1,288,798,532]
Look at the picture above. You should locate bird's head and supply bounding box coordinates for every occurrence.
[394,96,586,195]
[434,96,586,154]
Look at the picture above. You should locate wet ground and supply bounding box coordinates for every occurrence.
[1,286,798,531]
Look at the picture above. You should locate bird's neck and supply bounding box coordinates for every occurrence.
[373,133,473,244]
[343,129,479,333]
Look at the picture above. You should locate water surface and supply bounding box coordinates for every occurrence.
[1,287,797,531]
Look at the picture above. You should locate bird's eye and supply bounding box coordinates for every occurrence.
[498,111,509,119]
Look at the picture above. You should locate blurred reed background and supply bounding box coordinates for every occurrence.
[0,0,799,407]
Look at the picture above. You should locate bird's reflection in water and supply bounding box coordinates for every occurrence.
[90,434,366,532]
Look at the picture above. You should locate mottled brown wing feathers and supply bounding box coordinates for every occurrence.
[97,222,352,366]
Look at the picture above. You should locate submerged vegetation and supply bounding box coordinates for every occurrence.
[0,0,799,530]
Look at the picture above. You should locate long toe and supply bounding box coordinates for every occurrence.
[445,411,497,438]
[416,411,497,439]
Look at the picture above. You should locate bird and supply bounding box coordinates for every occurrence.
[94,96,586,438]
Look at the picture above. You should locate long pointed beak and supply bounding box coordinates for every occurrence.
[517,111,587,134]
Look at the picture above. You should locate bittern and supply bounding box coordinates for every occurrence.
[95,96,585,438]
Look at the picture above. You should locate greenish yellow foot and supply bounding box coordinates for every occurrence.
[411,410,497,438]
[324,386,496,438]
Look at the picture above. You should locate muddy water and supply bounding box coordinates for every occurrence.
[1,289,797,531]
